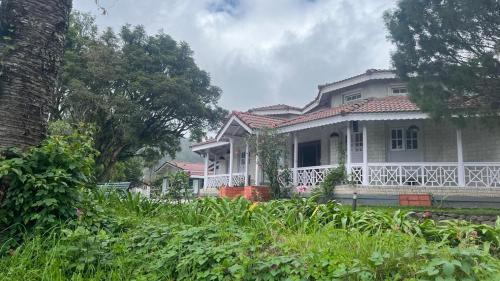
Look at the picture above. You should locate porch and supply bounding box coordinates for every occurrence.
[194,118,500,192]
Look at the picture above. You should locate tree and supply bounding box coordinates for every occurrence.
[55,13,227,180]
[248,128,289,199]
[0,0,72,149]
[385,0,500,121]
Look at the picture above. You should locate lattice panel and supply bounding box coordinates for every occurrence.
[465,165,500,187]
[368,164,458,187]
[350,166,363,185]
[296,167,336,186]
[368,166,400,186]
[232,174,246,187]
[206,175,229,188]
[422,165,458,187]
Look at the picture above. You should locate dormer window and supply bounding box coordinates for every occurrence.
[392,87,408,95]
[343,92,361,104]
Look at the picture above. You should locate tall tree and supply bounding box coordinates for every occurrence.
[0,0,72,149]
[56,14,227,180]
[385,0,500,120]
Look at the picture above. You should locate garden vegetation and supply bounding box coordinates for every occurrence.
[1,127,500,280]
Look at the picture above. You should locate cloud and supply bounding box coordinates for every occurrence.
[74,0,396,110]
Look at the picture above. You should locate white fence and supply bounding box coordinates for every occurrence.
[205,173,246,188]
[292,162,500,188]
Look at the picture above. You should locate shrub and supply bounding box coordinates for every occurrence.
[313,164,346,202]
[0,124,97,234]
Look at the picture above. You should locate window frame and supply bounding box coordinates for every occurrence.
[353,131,363,152]
[390,128,405,151]
[239,151,247,172]
[391,87,408,95]
[343,92,362,104]
[405,127,419,150]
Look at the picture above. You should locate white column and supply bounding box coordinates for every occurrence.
[161,177,168,194]
[244,141,249,186]
[362,124,368,186]
[456,128,465,186]
[293,133,298,185]
[255,133,260,185]
[228,138,234,186]
[203,149,209,188]
[346,123,352,175]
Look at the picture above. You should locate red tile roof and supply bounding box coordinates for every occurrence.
[233,111,286,128]
[248,104,301,112]
[278,95,420,127]
[171,161,205,177]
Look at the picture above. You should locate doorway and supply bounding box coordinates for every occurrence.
[298,140,321,167]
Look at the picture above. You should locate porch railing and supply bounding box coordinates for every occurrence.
[292,162,500,188]
[205,173,246,188]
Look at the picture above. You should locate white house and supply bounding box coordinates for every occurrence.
[191,69,500,206]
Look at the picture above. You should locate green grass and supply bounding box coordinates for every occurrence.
[1,194,500,280]
[351,205,500,215]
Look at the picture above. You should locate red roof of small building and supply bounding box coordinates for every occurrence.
[170,161,205,177]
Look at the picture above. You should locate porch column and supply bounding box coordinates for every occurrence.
[362,124,368,185]
[244,141,249,186]
[456,128,465,186]
[346,124,352,175]
[293,133,298,185]
[203,149,209,188]
[161,177,168,194]
[255,132,260,185]
[228,138,234,186]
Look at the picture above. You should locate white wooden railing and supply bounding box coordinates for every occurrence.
[205,173,246,188]
[295,165,339,186]
[291,162,500,188]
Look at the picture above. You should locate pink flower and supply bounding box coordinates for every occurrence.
[296,185,307,194]
[76,208,83,218]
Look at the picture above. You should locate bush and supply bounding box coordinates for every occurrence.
[313,164,346,202]
[0,124,97,235]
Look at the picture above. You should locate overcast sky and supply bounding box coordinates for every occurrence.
[74,0,396,111]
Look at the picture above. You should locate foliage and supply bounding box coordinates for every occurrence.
[54,12,227,180]
[248,128,289,198]
[0,124,97,237]
[384,0,500,121]
[108,157,144,184]
[1,196,500,280]
[165,170,191,203]
[313,164,346,202]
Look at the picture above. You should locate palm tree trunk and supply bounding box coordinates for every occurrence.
[0,0,72,149]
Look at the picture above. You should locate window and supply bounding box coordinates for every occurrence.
[353,132,363,152]
[390,128,404,150]
[239,151,247,172]
[392,87,408,95]
[406,126,419,150]
[343,92,362,103]
[390,126,419,151]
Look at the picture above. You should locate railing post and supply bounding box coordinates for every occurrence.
[244,141,249,186]
[362,124,369,186]
[203,148,210,188]
[346,123,352,177]
[293,133,298,185]
[255,132,260,186]
[228,138,234,187]
[456,128,465,186]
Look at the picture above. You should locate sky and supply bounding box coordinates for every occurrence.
[74,0,397,111]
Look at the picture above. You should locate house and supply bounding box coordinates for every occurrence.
[191,69,500,206]
[154,161,205,194]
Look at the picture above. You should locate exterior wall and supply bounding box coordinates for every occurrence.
[462,120,500,162]
[295,124,341,166]
[330,80,405,107]
[365,121,386,162]
[423,120,458,162]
